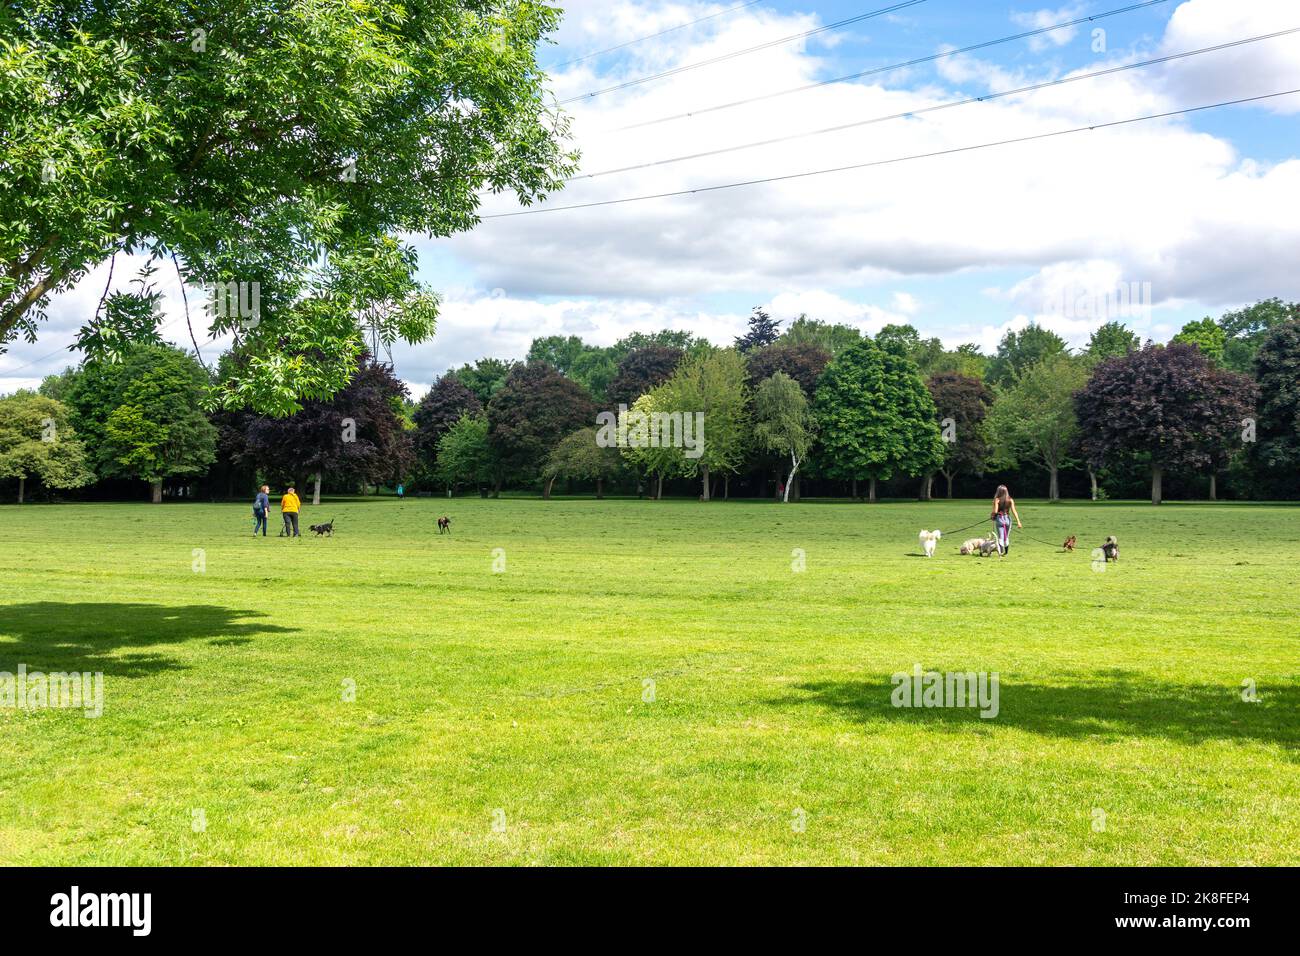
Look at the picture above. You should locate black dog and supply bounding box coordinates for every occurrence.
[437,516,451,534]
[309,519,335,537]
[1100,535,1119,562]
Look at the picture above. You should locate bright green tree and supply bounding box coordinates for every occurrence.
[65,344,216,501]
[542,427,623,499]
[1172,317,1227,364]
[814,338,944,501]
[753,372,815,503]
[0,392,94,502]
[985,352,1089,501]
[780,315,863,356]
[1086,321,1140,361]
[434,413,494,496]
[619,390,694,499]
[660,348,750,500]
[2,1,574,411]
[1218,298,1300,373]
[986,324,1068,387]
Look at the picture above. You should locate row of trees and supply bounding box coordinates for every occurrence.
[3,301,1297,505]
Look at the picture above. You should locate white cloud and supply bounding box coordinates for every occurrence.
[1010,5,1088,53]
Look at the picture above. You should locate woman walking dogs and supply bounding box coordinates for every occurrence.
[991,484,1022,556]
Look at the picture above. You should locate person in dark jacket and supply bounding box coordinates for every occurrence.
[252,485,270,537]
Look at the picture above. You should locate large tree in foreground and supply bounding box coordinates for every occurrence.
[1,0,574,409]
[1075,343,1256,505]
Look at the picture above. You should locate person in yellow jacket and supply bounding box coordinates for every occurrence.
[280,487,302,538]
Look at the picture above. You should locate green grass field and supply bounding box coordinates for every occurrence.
[0,496,1296,865]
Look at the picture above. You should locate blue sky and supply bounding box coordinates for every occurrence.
[4,0,1299,396]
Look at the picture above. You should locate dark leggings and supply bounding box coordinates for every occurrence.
[283,512,299,537]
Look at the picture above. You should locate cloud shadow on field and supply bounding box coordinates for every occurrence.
[779,676,1300,752]
[0,602,296,677]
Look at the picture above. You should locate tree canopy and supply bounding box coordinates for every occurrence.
[2,0,574,412]
[814,337,944,500]
[985,352,1087,501]
[926,372,993,498]
[0,392,94,502]
[1075,343,1256,504]
[487,361,595,487]
[65,343,216,500]
[986,324,1068,388]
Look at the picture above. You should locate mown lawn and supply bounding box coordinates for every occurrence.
[0,496,1296,865]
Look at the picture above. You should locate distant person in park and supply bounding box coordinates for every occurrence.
[991,484,1022,556]
[280,486,302,538]
[252,485,270,537]
[396,483,404,499]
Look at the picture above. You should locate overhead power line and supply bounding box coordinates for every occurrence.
[611,0,1173,131]
[482,88,1300,218]
[569,27,1300,182]
[548,0,766,70]
[558,0,928,105]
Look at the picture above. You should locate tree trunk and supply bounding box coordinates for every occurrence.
[852,478,859,500]
[1048,465,1059,502]
[701,465,711,501]
[1089,469,1098,501]
[492,477,501,499]
[596,477,604,500]
[944,471,954,499]
[919,473,932,501]
[1209,472,1217,501]
[543,476,555,500]
[868,477,877,503]
[784,453,801,503]
[1151,466,1163,506]
[150,479,163,503]
[312,471,322,506]
[724,474,730,500]
[656,472,663,499]
[17,475,25,504]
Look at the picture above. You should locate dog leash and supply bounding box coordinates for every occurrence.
[941,518,990,537]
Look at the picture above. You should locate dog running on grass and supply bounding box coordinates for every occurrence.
[961,537,990,555]
[437,516,452,534]
[1062,535,1077,552]
[1100,535,1119,562]
[918,529,941,558]
[309,519,335,537]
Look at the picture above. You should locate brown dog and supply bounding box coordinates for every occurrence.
[1062,535,1076,552]
[437,516,451,534]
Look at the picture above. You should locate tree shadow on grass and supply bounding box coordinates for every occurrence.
[779,675,1299,753]
[0,602,297,678]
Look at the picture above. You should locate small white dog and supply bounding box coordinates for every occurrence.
[918,529,941,557]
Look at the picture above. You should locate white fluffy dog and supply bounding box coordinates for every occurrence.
[918,529,941,557]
